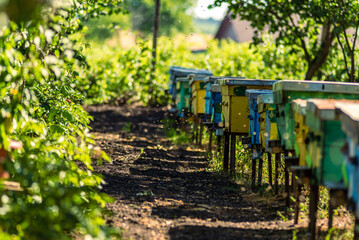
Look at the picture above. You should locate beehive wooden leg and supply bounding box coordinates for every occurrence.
[217,135,222,153]
[274,153,280,195]
[257,157,263,188]
[192,121,198,143]
[267,153,272,187]
[199,118,204,147]
[284,151,291,210]
[223,132,230,173]
[309,183,319,240]
[294,182,302,225]
[251,157,257,190]
[285,160,290,209]
[230,134,236,177]
[328,189,334,229]
[354,217,359,240]
[208,129,213,159]
[196,119,200,144]
[291,172,295,192]
[181,116,188,132]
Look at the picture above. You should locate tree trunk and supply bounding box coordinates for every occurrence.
[305,23,334,80]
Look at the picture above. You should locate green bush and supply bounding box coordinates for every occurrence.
[0,1,124,239]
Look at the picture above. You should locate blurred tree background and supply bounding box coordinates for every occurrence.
[84,0,197,42]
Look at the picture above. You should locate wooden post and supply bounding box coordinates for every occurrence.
[251,157,257,190]
[309,183,319,240]
[150,0,161,74]
[285,160,290,209]
[149,0,161,104]
[257,157,263,188]
[230,134,236,176]
[294,183,302,224]
[354,217,359,240]
[274,153,280,195]
[217,135,222,153]
[267,153,272,187]
[208,128,213,158]
[284,151,290,210]
[192,120,198,143]
[223,132,230,173]
[328,189,334,229]
[199,118,204,147]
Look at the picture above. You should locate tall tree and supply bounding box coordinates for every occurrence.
[211,0,359,81]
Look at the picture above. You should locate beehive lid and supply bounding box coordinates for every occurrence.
[274,80,359,94]
[169,66,212,77]
[292,99,308,115]
[257,93,273,105]
[189,74,209,81]
[307,99,359,120]
[218,78,277,86]
[205,76,245,84]
[177,77,189,82]
[245,89,273,99]
[336,103,359,144]
[336,103,359,122]
[210,84,221,92]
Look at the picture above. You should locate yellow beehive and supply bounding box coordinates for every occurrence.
[219,79,277,134]
[292,99,309,166]
[190,75,207,116]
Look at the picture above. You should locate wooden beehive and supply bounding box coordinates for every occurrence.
[257,93,279,153]
[189,75,208,116]
[218,78,277,134]
[245,89,273,159]
[273,80,359,150]
[175,77,191,118]
[305,99,359,187]
[336,102,359,217]
[292,99,309,167]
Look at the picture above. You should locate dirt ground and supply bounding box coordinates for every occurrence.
[85,104,353,240]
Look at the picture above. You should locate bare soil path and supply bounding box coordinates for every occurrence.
[85,104,313,240]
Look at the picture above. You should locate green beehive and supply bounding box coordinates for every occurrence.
[273,80,359,150]
[175,77,191,118]
[305,99,359,186]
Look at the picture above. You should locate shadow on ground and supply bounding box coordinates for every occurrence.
[85,104,318,240]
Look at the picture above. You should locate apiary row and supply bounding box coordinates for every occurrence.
[168,66,359,239]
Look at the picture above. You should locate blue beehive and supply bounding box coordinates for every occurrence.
[204,77,215,120]
[245,89,273,159]
[210,84,222,133]
[169,66,212,112]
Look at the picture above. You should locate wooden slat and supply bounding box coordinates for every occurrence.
[274,80,359,94]
[2,181,22,191]
[219,78,277,86]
